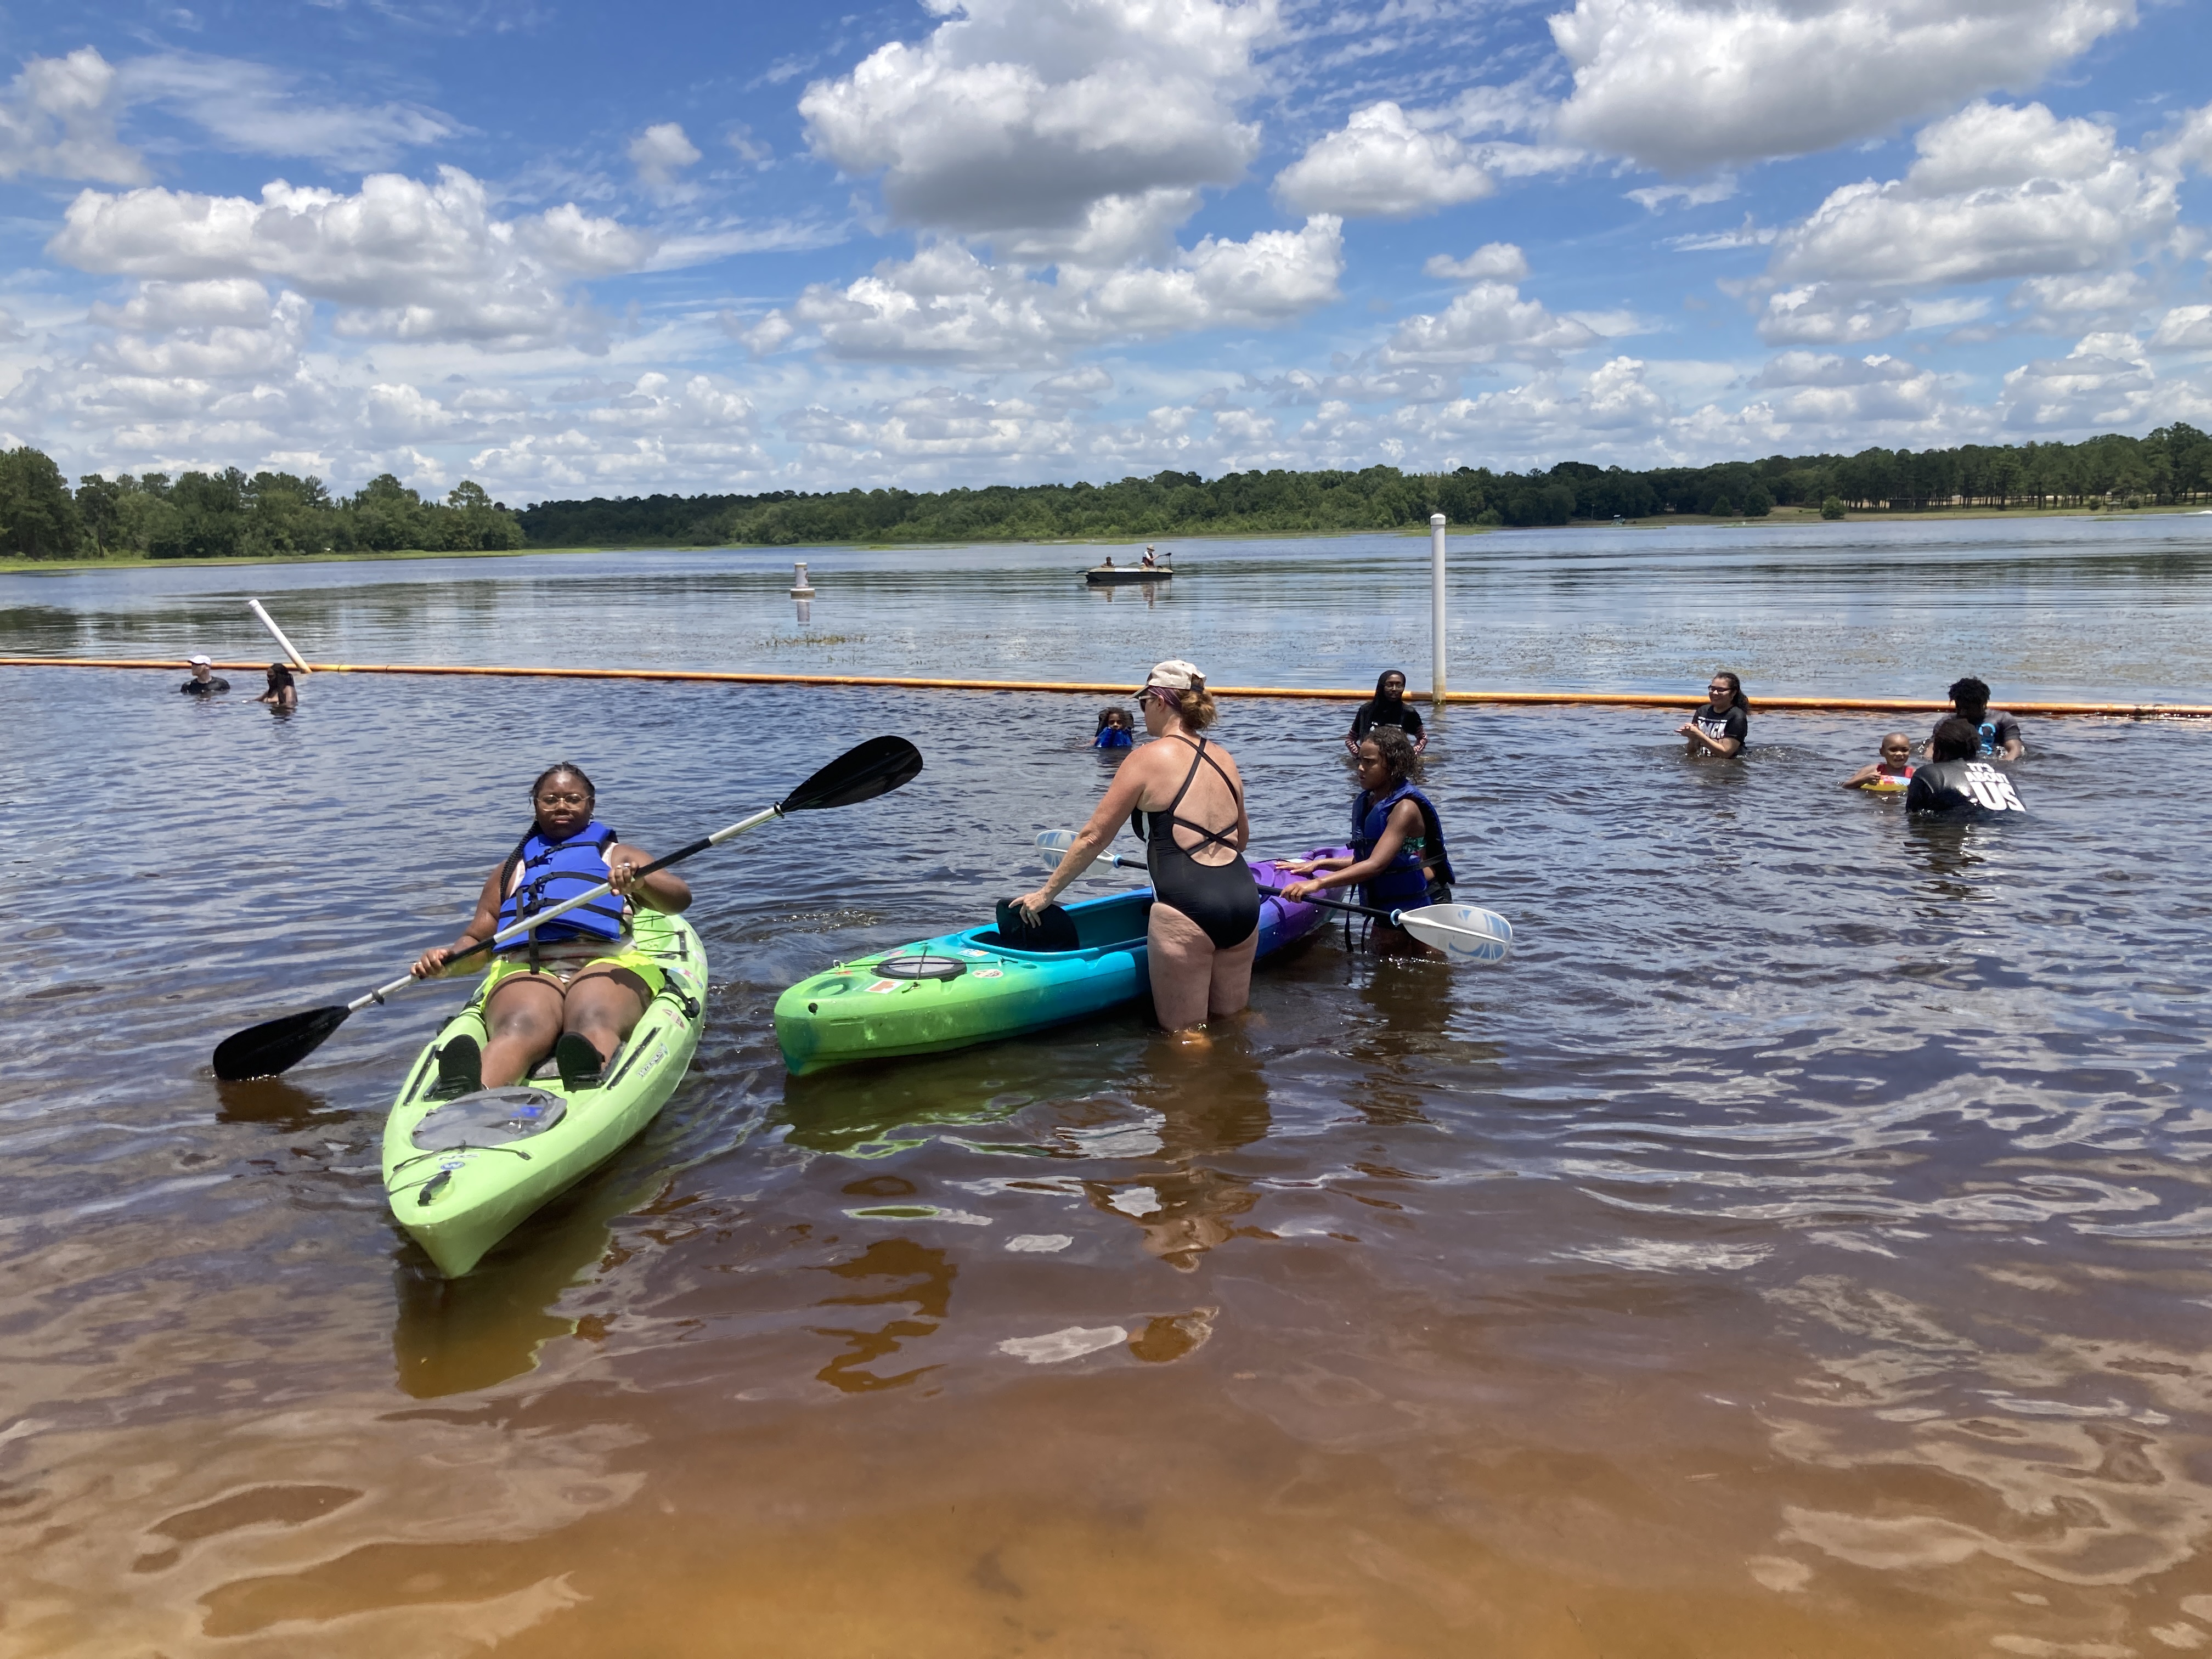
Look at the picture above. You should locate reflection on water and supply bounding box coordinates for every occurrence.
[4,522,2212,1654]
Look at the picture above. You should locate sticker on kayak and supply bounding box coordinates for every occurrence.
[960,949,988,958]
[973,968,1003,978]
[865,980,899,994]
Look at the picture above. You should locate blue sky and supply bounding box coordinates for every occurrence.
[0,0,2206,502]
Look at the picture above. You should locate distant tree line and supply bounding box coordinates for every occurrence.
[0,447,523,560]
[3,424,2205,560]
[516,424,2212,545]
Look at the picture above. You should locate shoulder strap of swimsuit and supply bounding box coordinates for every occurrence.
[1162,736,1242,853]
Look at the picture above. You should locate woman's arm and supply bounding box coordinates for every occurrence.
[1013,751,1155,919]
[1283,800,1420,900]
[411,866,506,978]
[1676,719,1742,756]
[610,842,691,914]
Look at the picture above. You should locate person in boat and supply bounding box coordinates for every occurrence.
[1101,554,1114,568]
[1344,668,1426,754]
[1908,718,2027,816]
[1279,727,1455,953]
[1929,676,2024,760]
[1093,706,1135,749]
[256,662,297,709]
[1842,732,1914,792]
[409,762,691,1092]
[179,654,230,696]
[1141,545,1158,568]
[1015,659,1259,1034]
[1678,670,1747,755]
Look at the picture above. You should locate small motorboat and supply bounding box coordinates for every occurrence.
[1084,562,1173,584]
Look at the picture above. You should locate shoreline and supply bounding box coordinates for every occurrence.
[3,504,2203,574]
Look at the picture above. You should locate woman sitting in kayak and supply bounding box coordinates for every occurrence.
[410,763,691,1093]
[1014,659,1259,1034]
[1280,727,1455,953]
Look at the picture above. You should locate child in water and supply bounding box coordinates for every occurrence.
[1093,707,1135,749]
[1842,732,1915,792]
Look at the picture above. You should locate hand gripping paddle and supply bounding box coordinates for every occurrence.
[213,736,924,1080]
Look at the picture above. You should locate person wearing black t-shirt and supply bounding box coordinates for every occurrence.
[1677,670,1747,756]
[1345,668,1426,754]
[178,654,230,697]
[1908,718,2027,815]
[1930,676,2023,760]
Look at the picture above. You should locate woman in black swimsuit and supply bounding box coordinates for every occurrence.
[1014,659,1260,1033]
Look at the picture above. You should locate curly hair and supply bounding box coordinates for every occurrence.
[1362,725,1420,784]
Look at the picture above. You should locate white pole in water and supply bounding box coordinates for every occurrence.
[246,598,312,673]
[789,561,815,597]
[1429,512,1447,708]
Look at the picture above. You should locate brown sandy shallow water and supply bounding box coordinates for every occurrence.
[4,525,2212,1655]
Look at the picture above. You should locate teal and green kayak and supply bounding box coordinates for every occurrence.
[774,853,1338,1074]
[381,908,710,1277]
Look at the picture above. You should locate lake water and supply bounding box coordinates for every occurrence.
[4,517,2211,1656]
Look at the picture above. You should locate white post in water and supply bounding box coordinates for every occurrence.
[1429,513,1447,708]
[789,561,815,597]
[246,598,312,673]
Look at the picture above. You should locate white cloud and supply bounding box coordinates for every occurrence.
[1768,101,2181,292]
[1424,242,1530,283]
[1385,278,1596,365]
[0,48,144,184]
[51,167,652,350]
[781,216,1343,368]
[1999,331,2156,427]
[628,122,702,190]
[1757,285,1909,344]
[799,0,1273,238]
[1549,0,2137,172]
[2013,271,2149,319]
[2147,307,2212,353]
[1746,347,1948,422]
[1273,101,1495,218]
[1627,176,1737,212]
[116,54,459,169]
[468,373,770,494]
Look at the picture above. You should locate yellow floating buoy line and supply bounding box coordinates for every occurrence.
[2,656,2206,720]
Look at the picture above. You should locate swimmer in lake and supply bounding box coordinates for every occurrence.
[1843,732,1914,792]
[410,762,692,1093]
[1908,718,2027,816]
[1677,671,1747,756]
[1345,668,1426,754]
[179,654,230,697]
[1929,676,2024,761]
[256,662,297,709]
[1093,706,1135,749]
[1280,727,1455,954]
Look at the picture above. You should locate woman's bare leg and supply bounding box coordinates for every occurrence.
[1206,929,1258,1019]
[1147,904,1221,1031]
[482,974,564,1087]
[560,967,652,1068]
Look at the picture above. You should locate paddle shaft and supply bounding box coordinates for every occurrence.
[352,804,781,1011]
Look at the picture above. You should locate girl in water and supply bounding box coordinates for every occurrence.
[1677,671,1748,756]
[1842,733,1915,792]
[1017,661,1258,1034]
[256,662,297,709]
[1093,707,1135,749]
[1280,727,1455,953]
[1345,668,1426,754]
[410,763,691,1093]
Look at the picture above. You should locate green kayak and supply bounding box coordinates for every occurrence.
[774,853,1337,1074]
[381,908,709,1277]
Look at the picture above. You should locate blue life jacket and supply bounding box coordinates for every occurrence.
[1094,726,1133,749]
[1352,782,1455,910]
[494,820,626,949]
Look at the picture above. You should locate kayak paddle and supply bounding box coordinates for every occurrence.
[1029,830,1511,962]
[213,736,925,1081]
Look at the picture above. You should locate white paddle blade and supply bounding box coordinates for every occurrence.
[1035,828,1078,871]
[1401,904,1513,963]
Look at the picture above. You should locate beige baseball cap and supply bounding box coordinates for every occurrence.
[1142,658,1204,691]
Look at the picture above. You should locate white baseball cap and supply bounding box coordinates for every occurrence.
[188,653,212,666]
[1142,658,1204,691]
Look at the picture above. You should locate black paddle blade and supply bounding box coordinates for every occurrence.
[212,1004,352,1081]
[780,735,923,813]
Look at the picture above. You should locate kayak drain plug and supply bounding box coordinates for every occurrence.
[808,1002,819,1013]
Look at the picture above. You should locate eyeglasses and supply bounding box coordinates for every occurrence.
[1708,684,1731,693]
[536,791,591,806]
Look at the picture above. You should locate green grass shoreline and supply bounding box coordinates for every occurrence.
[4,503,2201,575]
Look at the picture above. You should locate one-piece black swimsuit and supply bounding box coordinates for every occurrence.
[1134,736,1260,950]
